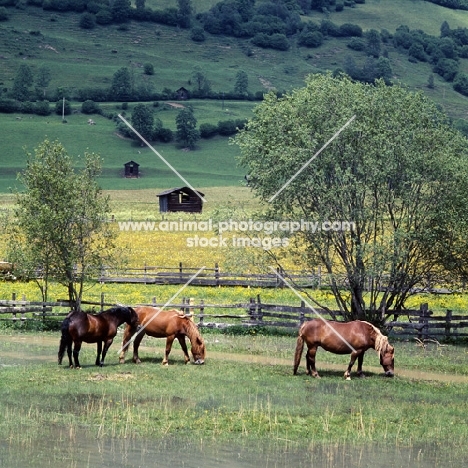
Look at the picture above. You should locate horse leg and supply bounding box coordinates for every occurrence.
[356,352,365,378]
[99,339,114,367]
[344,351,361,380]
[66,342,73,368]
[72,341,82,369]
[306,346,320,378]
[119,324,133,363]
[162,335,176,366]
[131,330,145,364]
[176,335,190,364]
[95,341,103,366]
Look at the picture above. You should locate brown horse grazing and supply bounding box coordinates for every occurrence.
[119,307,206,365]
[58,306,139,369]
[293,319,394,380]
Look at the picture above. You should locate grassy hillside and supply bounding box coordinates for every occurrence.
[1,0,468,195]
[0,99,252,192]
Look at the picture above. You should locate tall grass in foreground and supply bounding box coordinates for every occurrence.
[1,332,468,458]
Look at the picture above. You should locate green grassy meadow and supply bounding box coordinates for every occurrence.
[1,329,468,465]
[0,99,253,192]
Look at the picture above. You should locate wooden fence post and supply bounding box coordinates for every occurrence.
[215,263,220,287]
[12,292,17,322]
[317,266,322,289]
[299,300,305,326]
[199,299,205,326]
[179,262,183,282]
[152,296,157,306]
[100,292,105,312]
[21,294,26,321]
[256,294,263,322]
[248,297,256,320]
[445,310,452,340]
[418,303,430,340]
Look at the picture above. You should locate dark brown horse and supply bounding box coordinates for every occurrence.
[58,306,139,368]
[119,307,206,365]
[294,319,394,379]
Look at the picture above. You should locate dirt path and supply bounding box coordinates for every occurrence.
[1,334,467,383]
[207,351,468,384]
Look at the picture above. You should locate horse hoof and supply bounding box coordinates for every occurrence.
[345,376,351,381]
[162,362,169,367]
[119,358,125,364]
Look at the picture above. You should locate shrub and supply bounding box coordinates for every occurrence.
[347,38,366,51]
[191,26,205,42]
[251,33,290,51]
[79,12,96,29]
[0,6,8,21]
[55,99,72,115]
[453,72,468,96]
[81,99,101,114]
[433,58,459,82]
[96,8,113,25]
[34,100,51,116]
[298,30,323,48]
[339,23,362,37]
[143,63,154,75]
[199,123,218,138]
[0,99,18,113]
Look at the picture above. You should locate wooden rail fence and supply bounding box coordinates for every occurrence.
[1,295,468,340]
[97,263,463,293]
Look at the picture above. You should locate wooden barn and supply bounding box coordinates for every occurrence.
[157,187,204,213]
[124,160,140,178]
[176,87,189,100]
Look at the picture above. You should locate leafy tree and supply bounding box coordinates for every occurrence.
[234,70,249,96]
[131,103,154,142]
[79,12,96,29]
[12,64,33,101]
[81,99,101,114]
[143,63,154,75]
[34,100,51,116]
[453,72,468,96]
[55,99,72,116]
[13,140,115,307]
[191,67,211,97]
[175,106,200,149]
[36,65,52,98]
[111,0,131,23]
[433,58,459,81]
[366,29,381,57]
[427,73,435,89]
[110,67,132,100]
[191,26,205,42]
[233,73,468,324]
[177,0,193,28]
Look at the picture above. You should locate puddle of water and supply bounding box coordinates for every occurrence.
[0,436,461,468]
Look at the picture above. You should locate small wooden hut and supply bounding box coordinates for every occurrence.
[176,87,189,100]
[124,160,140,178]
[157,187,204,213]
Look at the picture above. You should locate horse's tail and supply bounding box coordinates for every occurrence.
[58,315,72,365]
[293,327,305,375]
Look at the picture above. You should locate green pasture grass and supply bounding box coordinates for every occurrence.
[0,107,248,192]
[1,330,468,461]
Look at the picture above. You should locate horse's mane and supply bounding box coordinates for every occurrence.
[361,321,389,356]
[181,316,204,349]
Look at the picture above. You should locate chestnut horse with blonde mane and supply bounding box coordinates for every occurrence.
[119,307,206,365]
[294,319,394,380]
